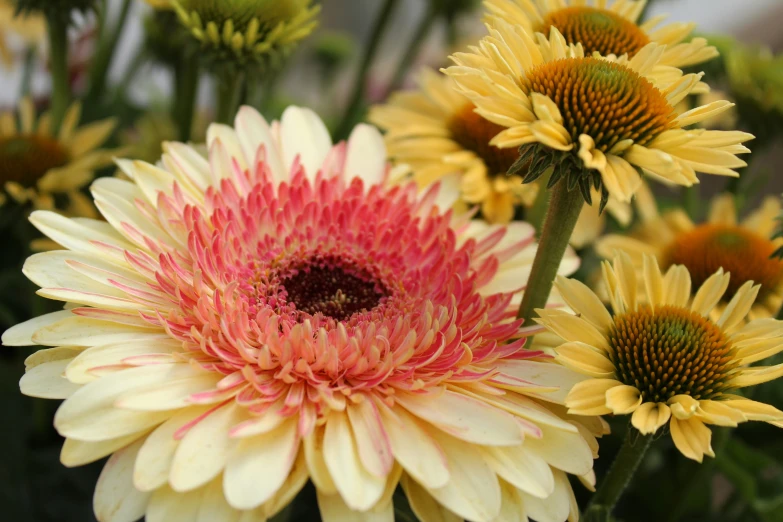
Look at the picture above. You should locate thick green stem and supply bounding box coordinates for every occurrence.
[216,70,245,125]
[526,168,553,238]
[87,0,132,100]
[385,5,438,97]
[583,430,654,522]
[173,52,200,141]
[334,0,399,140]
[517,180,584,322]
[46,14,71,133]
[18,47,36,98]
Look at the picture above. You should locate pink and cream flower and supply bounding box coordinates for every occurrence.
[3,106,596,522]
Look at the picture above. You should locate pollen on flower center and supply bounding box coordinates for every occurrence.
[0,135,70,188]
[448,103,520,175]
[665,224,783,299]
[522,57,676,151]
[537,6,651,58]
[280,256,389,321]
[609,305,738,402]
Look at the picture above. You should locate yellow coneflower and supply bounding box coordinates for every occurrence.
[443,24,752,204]
[484,0,717,69]
[0,97,117,216]
[539,253,783,462]
[597,193,783,321]
[369,69,538,224]
[172,0,320,67]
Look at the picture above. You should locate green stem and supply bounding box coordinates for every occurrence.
[173,52,200,141]
[385,5,438,97]
[113,46,148,103]
[517,180,584,322]
[216,69,245,125]
[583,430,654,522]
[334,0,399,140]
[670,428,731,522]
[46,14,71,133]
[18,46,36,98]
[526,168,553,237]
[87,0,132,101]
[683,186,700,220]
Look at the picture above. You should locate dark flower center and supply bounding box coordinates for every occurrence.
[537,6,650,58]
[609,305,738,402]
[665,224,783,300]
[280,257,389,321]
[448,103,520,176]
[0,135,70,188]
[522,57,676,152]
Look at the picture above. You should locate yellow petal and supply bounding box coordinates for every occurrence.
[555,341,615,378]
[631,402,671,434]
[669,416,714,462]
[565,378,622,415]
[605,385,643,414]
[668,394,699,419]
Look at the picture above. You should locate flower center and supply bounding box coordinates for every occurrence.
[537,6,650,58]
[609,305,738,402]
[448,103,520,176]
[279,256,389,321]
[665,224,783,300]
[181,0,307,32]
[0,135,70,188]
[522,57,676,152]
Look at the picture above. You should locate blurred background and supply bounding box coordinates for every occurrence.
[1,0,783,521]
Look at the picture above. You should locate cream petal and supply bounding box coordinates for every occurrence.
[535,310,610,352]
[280,106,333,179]
[481,444,555,499]
[196,477,241,522]
[519,469,571,522]
[565,379,621,416]
[662,265,691,308]
[116,373,224,411]
[696,401,746,427]
[134,406,212,492]
[345,124,387,188]
[378,405,450,489]
[523,423,594,476]
[224,417,299,510]
[32,316,168,347]
[668,395,699,420]
[554,276,613,332]
[423,430,501,522]
[400,474,462,522]
[93,437,151,522]
[691,269,730,317]
[54,364,196,441]
[2,310,74,346]
[716,281,760,333]
[395,390,522,446]
[169,402,243,492]
[20,358,81,399]
[234,106,285,182]
[316,490,393,522]
[146,485,201,522]
[61,431,147,468]
[670,417,714,462]
[630,403,671,435]
[303,426,338,495]
[555,342,615,378]
[605,385,643,415]
[323,411,386,511]
[66,339,182,384]
[720,399,783,422]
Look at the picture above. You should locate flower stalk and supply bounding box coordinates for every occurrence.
[216,69,245,125]
[583,430,654,522]
[334,0,399,140]
[173,51,200,141]
[384,3,438,97]
[87,0,132,101]
[46,13,71,133]
[517,176,584,322]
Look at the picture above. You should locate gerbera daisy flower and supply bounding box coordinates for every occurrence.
[3,106,596,522]
[0,97,117,215]
[538,253,783,462]
[597,193,783,321]
[443,24,753,204]
[0,0,45,68]
[369,69,538,224]
[484,0,717,69]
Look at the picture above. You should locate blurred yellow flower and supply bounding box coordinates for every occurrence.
[0,97,117,217]
[0,0,45,68]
